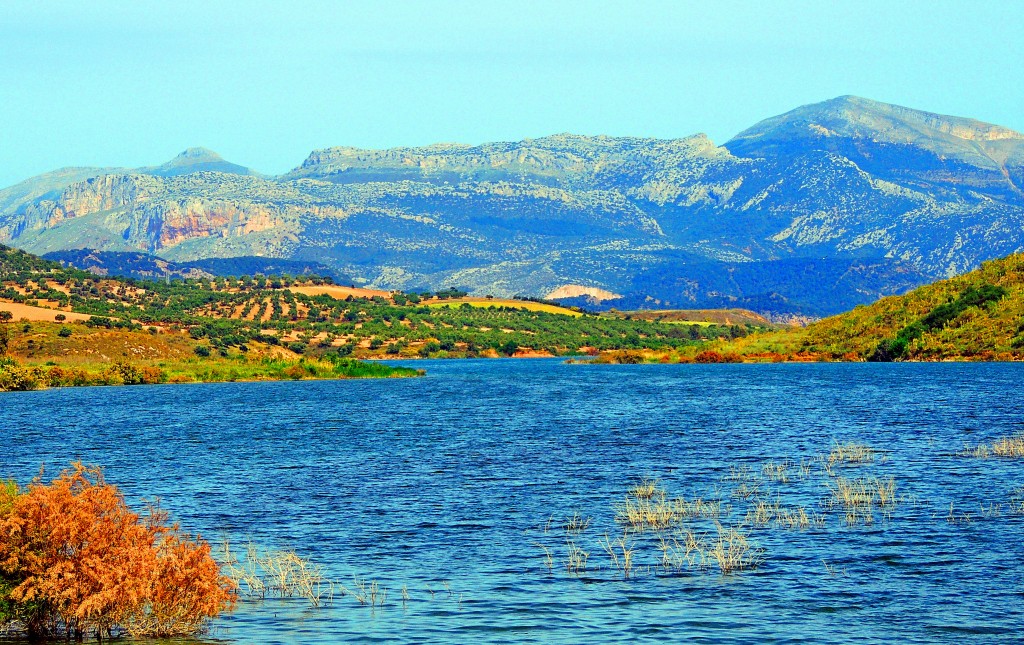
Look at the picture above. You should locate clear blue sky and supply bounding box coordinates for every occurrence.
[1,0,1021,186]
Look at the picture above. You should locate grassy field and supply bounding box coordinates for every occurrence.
[427,298,584,317]
[284,284,393,300]
[0,301,92,322]
[0,321,421,391]
[607,308,772,326]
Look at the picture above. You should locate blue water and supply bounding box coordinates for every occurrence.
[3,359,1024,643]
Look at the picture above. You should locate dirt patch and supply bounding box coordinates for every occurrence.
[285,285,392,300]
[0,301,90,322]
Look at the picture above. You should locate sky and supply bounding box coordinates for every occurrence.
[1,0,1022,186]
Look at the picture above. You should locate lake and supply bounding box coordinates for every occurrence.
[3,359,1024,643]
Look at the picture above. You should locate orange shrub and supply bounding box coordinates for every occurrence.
[139,366,167,385]
[282,364,311,379]
[0,464,235,639]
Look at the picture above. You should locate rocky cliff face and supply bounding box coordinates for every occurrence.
[5,173,299,256]
[1,96,1022,316]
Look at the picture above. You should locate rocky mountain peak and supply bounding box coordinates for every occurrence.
[2,95,1022,318]
[171,147,224,163]
[725,95,1024,176]
[145,147,253,178]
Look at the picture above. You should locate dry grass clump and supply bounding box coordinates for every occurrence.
[616,494,678,531]
[827,477,897,510]
[992,435,1024,456]
[706,524,764,574]
[1010,487,1024,514]
[745,498,779,526]
[723,465,756,483]
[599,533,636,578]
[961,445,990,458]
[743,498,822,530]
[962,434,1024,458]
[562,513,592,534]
[223,541,334,607]
[564,540,590,574]
[775,506,824,530]
[826,476,897,525]
[873,477,898,507]
[761,460,791,483]
[616,487,723,531]
[828,441,875,465]
[628,478,660,500]
[673,496,723,520]
[656,530,707,572]
[731,481,762,500]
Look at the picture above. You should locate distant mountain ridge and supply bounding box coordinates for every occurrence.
[42,249,349,283]
[1,96,1022,316]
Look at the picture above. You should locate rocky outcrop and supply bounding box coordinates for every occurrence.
[545,284,623,302]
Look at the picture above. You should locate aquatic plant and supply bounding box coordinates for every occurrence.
[827,477,897,510]
[828,441,875,465]
[1011,486,1024,514]
[762,459,791,483]
[723,465,757,483]
[615,493,678,531]
[962,434,1024,458]
[628,478,660,500]
[223,541,334,607]
[821,559,846,577]
[564,540,589,574]
[656,530,708,572]
[706,524,764,574]
[534,543,554,573]
[344,577,387,608]
[945,501,974,525]
[745,498,778,527]
[673,496,723,520]
[563,512,592,534]
[732,481,762,500]
[599,533,636,579]
[775,506,824,530]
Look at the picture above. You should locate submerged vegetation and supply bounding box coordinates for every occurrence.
[960,433,1024,458]
[528,437,922,585]
[523,428,1022,593]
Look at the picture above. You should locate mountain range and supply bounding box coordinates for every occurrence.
[2,96,1022,317]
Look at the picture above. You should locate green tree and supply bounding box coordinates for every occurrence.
[0,311,12,355]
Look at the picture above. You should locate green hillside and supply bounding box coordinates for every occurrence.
[0,245,762,366]
[793,254,1024,361]
[597,253,1024,363]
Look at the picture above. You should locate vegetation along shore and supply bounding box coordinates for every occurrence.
[5,244,1024,391]
[0,244,767,391]
[593,253,1024,364]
